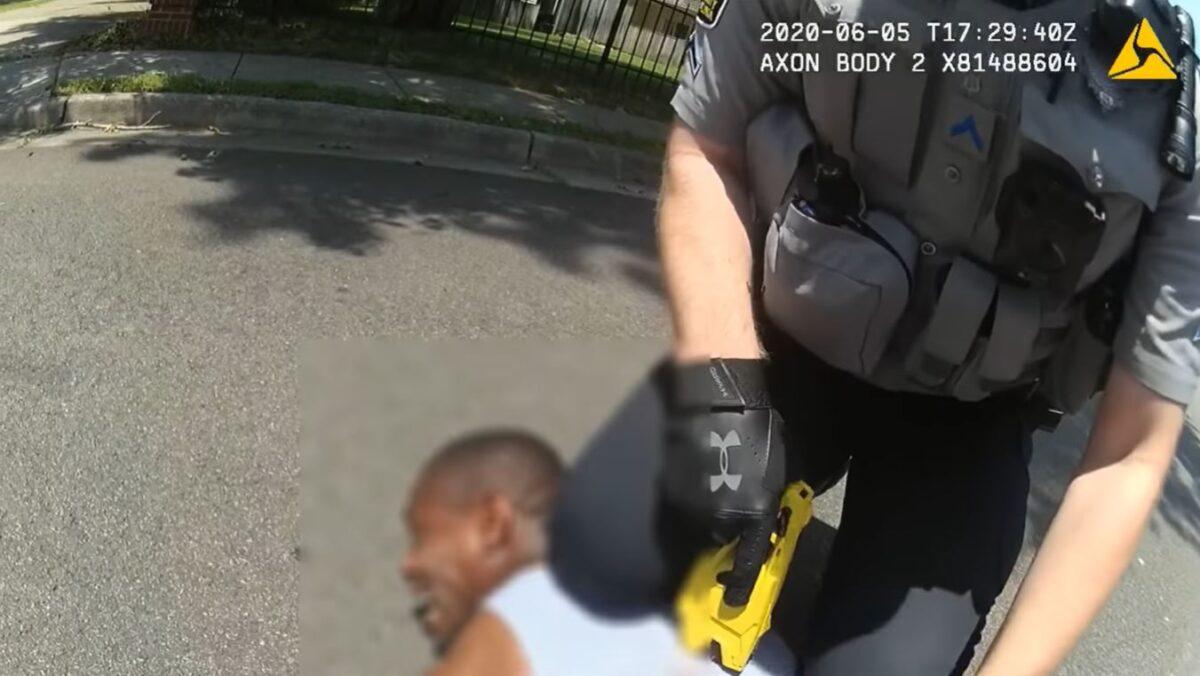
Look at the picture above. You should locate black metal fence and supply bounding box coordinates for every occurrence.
[202,0,694,102]
[443,0,695,98]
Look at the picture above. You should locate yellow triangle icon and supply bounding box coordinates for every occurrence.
[1109,18,1177,80]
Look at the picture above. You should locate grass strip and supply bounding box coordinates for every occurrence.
[55,72,665,155]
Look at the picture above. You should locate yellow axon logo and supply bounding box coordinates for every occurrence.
[1109,18,1177,80]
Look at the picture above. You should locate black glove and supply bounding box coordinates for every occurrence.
[663,358,785,606]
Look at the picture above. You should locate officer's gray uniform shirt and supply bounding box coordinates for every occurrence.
[1116,145,1200,404]
[672,0,1200,405]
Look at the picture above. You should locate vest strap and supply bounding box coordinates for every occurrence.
[979,285,1041,386]
[916,258,997,383]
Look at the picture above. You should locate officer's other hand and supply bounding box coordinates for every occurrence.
[662,358,785,606]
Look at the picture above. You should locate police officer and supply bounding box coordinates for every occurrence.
[548,0,1200,674]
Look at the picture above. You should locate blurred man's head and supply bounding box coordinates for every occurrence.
[400,428,564,652]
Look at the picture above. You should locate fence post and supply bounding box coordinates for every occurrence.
[597,0,632,71]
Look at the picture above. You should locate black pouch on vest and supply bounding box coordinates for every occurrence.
[993,159,1107,296]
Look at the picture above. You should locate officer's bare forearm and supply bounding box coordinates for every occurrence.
[658,122,762,363]
[979,366,1184,675]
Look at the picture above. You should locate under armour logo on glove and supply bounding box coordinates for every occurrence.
[709,430,743,492]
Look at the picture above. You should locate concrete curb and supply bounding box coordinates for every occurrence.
[1,98,65,130]
[62,92,534,165]
[6,92,662,189]
[529,131,661,188]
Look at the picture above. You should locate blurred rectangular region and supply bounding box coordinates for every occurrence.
[298,338,665,675]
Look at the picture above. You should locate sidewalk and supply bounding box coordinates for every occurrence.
[0,0,147,59]
[0,49,669,144]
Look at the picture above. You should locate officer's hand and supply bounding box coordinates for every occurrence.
[663,358,785,607]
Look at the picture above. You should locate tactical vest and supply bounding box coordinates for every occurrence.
[746,0,1195,415]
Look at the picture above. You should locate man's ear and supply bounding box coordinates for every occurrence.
[477,494,517,553]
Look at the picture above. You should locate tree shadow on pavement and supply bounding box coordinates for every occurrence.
[75,138,662,294]
[0,10,145,59]
[1023,402,1200,553]
[0,50,56,119]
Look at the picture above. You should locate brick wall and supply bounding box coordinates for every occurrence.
[144,0,199,37]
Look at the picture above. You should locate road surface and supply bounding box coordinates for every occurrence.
[0,130,1196,674]
[0,130,665,673]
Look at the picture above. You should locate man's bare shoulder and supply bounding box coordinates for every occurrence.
[427,610,530,676]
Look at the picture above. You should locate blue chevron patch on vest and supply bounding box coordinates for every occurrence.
[949,115,984,152]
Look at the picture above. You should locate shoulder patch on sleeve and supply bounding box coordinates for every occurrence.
[697,0,728,28]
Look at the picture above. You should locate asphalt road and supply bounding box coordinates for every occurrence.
[1,131,1197,675]
[0,132,665,674]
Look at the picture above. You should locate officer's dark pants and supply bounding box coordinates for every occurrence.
[547,338,1032,676]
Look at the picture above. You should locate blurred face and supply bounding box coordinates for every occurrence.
[400,480,494,652]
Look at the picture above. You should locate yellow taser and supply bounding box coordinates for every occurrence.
[675,481,814,673]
